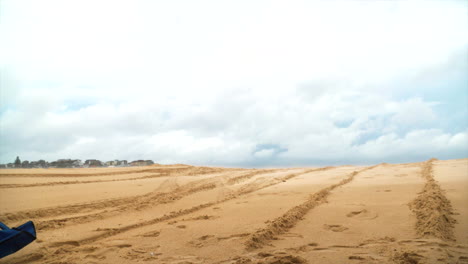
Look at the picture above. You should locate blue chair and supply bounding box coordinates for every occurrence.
[0,221,37,259]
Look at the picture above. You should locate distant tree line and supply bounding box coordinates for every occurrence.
[0,157,155,169]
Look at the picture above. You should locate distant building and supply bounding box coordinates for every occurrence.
[103,160,128,167]
[72,160,83,167]
[51,159,81,168]
[84,159,103,167]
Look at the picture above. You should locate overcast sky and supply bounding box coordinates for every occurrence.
[0,0,467,167]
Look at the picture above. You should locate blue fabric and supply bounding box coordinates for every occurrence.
[0,221,37,259]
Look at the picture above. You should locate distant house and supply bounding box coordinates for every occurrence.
[129,160,154,166]
[117,160,128,167]
[53,159,81,168]
[104,160,128,167]
[72,160,83,167]
[84,159,103,167]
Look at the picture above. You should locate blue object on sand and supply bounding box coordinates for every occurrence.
[0,221,37,259]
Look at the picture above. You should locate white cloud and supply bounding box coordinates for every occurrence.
[390,98,438,128]
[2,88,466,166]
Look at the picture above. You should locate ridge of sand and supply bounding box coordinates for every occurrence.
[245,165,378,250]
[409,158,457,241]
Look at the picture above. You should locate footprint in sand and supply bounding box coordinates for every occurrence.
[85,254,106,260]
[188,235,218,248]
[184,215,217,221]
[347,209,367,217]
[323,224,348,232]
[217,233,250,241]
[233,252,307,263]
[346,209,378,220]
[104,240,132,248]
[376,189,392,192]
[348,255,365,260]
[159,254,204,263]
[140,230,160,237]
[50,240,80,247]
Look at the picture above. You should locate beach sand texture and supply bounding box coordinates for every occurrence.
[0,159,467,263]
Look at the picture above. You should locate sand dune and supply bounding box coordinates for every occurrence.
[0,159,467,263]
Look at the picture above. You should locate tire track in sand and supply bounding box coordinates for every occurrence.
[245,165,379,250]
[75,167,335,245]
[0,169,269,230]
[409,158,457,241]
[1,182,215,230]
[3,167,336,264]
[226,169,280,185]
[0,173,166,189]
[36,167,275,230]
[0,169,225,222]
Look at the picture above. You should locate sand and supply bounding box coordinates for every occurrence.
[0,159,467,264]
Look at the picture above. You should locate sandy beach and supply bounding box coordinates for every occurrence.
[0,159,467,264]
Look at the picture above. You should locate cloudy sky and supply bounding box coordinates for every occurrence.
[0,0,467,167]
